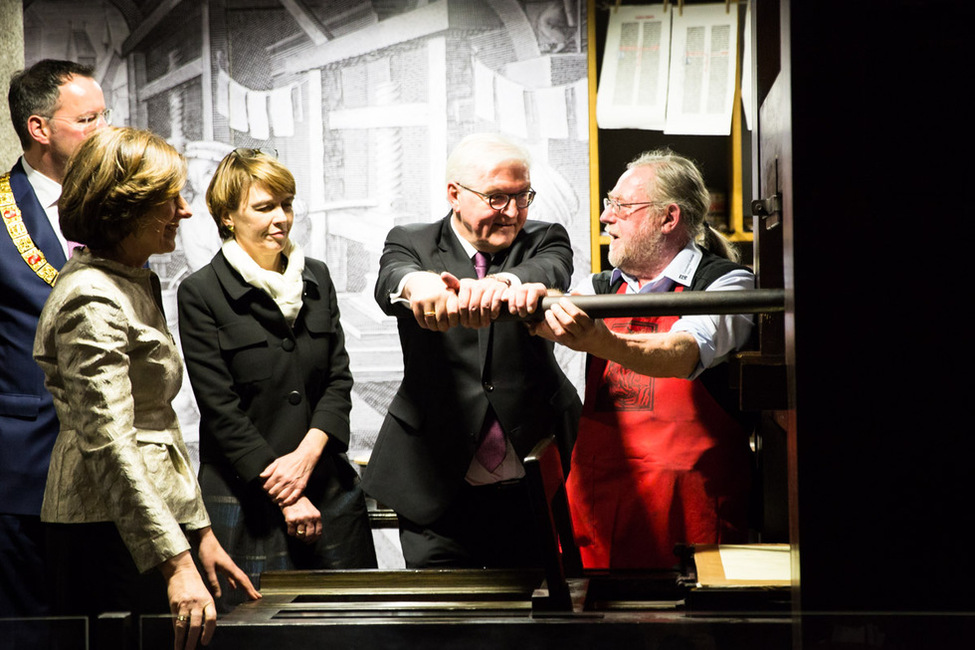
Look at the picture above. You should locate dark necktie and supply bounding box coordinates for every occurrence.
[473,251,506,471]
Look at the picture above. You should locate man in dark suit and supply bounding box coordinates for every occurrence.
[363,132,582,569]
[1,59,108,616]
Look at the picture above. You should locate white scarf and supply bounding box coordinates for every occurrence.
[221,238,305,324]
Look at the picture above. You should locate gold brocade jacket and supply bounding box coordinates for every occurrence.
[33,249,208,573]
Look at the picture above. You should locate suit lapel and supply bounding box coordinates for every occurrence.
[435,214,479,280]
[8,160,67,269]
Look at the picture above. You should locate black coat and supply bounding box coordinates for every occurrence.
[362,215,582,525]
[177,251,356,497]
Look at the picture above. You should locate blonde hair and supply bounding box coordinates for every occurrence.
[59,126,186,250]
[206,149,296,240]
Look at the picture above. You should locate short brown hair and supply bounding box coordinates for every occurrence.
[7,59,95,149]
[59,126,186,250]
[206,149,296,240]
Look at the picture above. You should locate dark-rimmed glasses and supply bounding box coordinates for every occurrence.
[456,182,536,211]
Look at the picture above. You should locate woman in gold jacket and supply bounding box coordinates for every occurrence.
[33,127,259,650]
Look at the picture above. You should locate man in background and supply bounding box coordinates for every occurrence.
[1,59,108,616]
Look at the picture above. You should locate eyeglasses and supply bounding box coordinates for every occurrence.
[602,196,659,216]
[40,108,113,131]
[456,182,536,211]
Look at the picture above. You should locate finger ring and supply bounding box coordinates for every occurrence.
[297,529,305,535]
[177,615,188,622]
[424,311,436,316]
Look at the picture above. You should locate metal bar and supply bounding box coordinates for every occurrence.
[496,288,786,322]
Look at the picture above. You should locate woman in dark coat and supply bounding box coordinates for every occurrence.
[177,149,376,610]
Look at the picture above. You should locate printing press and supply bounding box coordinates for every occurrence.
[139,431,792,650]
[134,291,794,649]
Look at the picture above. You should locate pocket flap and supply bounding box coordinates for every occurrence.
[388,393,424,431]
[303,304,335,334]
[0,393,41,418]
[217,321,268,350]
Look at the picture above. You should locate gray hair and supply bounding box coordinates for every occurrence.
[629,149,740,263]
[445,132,532,185]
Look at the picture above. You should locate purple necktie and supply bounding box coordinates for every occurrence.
[473,251,506,471]
[474,250,490,280]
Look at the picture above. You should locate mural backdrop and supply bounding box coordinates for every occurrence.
[22,0,591,468]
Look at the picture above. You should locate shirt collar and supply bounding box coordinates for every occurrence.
[611,241,702,294]
[449,214,480,259]
[21,156,62,209]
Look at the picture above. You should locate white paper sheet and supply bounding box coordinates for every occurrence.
[573,77,589,140]
[246,90,269,140]
[496,75,528,138]
[741,0,754,132]
[215,69,230,119]
[536,86,569,140]
[665,3,739,135]
[269,85,295,137]
[227,77,249,133]
[718,544,791,581]
[596,4,671,130]
[474,59,496,122]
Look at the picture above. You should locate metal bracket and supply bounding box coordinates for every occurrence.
[751,194,782,229]
[751,194,781,218]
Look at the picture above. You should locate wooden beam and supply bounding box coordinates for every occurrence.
[281,0,449,74]
[121,0,182,55]
[279,0,332,45]
[137,57,204,100]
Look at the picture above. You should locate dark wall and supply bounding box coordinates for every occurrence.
[783,0,973,612]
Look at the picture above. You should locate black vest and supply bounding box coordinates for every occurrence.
[589,250,754,429]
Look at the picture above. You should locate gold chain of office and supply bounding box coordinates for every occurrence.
[0,172,59,286]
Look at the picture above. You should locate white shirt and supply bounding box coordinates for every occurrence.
[21,156,71,259]
[573,241,755,380]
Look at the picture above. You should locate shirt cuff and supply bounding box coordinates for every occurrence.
[390,271,426,306]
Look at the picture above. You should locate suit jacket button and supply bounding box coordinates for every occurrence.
[282,338,295,351]
[483,382,494,392]
[287,391,302,405]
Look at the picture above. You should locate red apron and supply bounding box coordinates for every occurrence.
[566,285,750,569]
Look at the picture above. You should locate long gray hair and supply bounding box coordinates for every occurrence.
[629,149,740,263]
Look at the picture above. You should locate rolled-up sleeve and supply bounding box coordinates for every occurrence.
[670,269,756,378]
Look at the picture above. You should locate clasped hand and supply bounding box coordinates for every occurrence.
[260,430,328,543]
[409,272,547,330]
[260,429,327,507]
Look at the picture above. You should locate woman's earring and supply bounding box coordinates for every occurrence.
[227,223,234,234]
